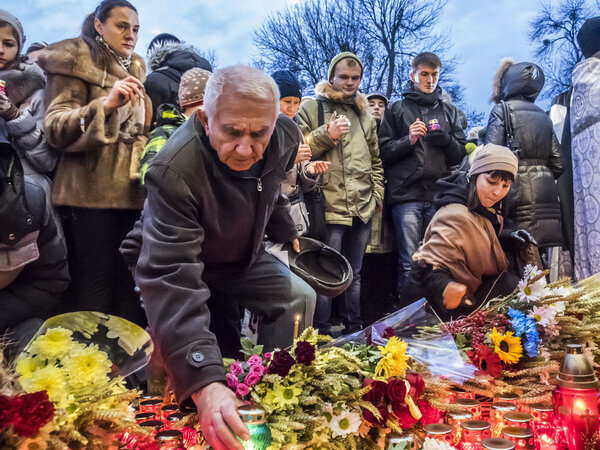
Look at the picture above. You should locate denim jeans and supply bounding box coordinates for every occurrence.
[391,201,436,302]
[314,217,372,334]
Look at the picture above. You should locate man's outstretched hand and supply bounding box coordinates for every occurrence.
[192,382,249,450]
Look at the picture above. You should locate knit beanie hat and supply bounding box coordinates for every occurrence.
[577,17,600,58]
[328,52,363,81]
[271,70,302,99]
[178,68,212,108]
[0,10,25,54]
[468,143,518,178]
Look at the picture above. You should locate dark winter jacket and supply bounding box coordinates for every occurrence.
[145,43,212,127]
[0,149,69,332]
[134,114,300,406]
[485,61,563,248]
[378,82,467,204]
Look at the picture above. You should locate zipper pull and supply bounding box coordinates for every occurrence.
[257,178,263,192]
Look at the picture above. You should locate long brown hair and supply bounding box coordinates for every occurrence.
[80,0,137,69]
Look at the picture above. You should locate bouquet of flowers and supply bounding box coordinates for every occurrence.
[225,320,460,449]
[1,312,153,449]
[417,266,600,403]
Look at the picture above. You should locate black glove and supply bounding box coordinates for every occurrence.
[424,128,452,148]
[0,93,20,121]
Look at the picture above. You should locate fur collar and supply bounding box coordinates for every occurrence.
[0,61,45,106]
[147,42,201,71]
[37,38,145,88]
[491,57,514,104]
[314,80,369,111]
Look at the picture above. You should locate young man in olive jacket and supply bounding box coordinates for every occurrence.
[378,52,467,306]
[297,52,384,336]
[135,66,316,450]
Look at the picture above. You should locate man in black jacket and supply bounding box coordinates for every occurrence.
[378,52,467,306]
[135,65,315,450]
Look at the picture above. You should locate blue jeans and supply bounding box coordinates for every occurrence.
[391,201,436,301]
[314,217,372,334]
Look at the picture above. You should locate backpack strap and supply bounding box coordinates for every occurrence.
[317,99,325,127]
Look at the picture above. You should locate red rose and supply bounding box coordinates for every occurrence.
[406,372,425,399]
[362,404,390,426]
[0,395,15,431]
[395,404,418,429]
[418,400,444,425]
[387,378,407,406]
[363,379,388,406]
[11,392,55,437]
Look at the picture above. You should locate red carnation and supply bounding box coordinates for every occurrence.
[418,400,444,425]
[467,344,502,378]
[11,391,55,437]
[266,350,295,377]
[294,341,315,365]
[395,404,418,429]
[0,395,15,431]
[406,372,425,399]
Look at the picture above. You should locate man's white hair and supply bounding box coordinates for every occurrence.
[202,65,280,117]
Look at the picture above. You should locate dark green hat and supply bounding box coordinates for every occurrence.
[328,52,363,81]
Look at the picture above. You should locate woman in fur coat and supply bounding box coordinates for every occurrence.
[37,0,150,326]
[485,58,563,251]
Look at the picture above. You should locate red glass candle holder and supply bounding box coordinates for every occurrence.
[502,426,534,450]
[482,437,516,450]
[456,398,482,419]
[160,404,179,421]
[139,419,164,439]
[135,412,156,423]
[448,410,474,444]
[503,412,532,429]
[155,429,183,449]
[165,412,188,430]
[494,392,519,405]
[424,424,453,445]
[139,398,163,416]
[461,420,491,449]
[490,402,517,437]
[454,387,477,400]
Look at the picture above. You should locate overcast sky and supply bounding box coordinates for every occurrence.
[12,0,551,122]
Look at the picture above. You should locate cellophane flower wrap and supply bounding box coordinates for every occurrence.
[1,312,153,449]
[224,299,472,449]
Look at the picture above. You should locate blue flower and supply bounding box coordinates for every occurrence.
[524,318,540,358]
[524,339,539,358]
[508,308,527,337]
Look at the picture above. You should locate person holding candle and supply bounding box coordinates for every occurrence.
[37,0,151,326]
[135,65,316,450]
[406,144,523,321]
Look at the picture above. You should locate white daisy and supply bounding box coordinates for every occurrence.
[523,264,543,280]
[528,305,556,327]
[549,286,571,298]
[550,301,566,314]
[518,277,547,303]
[329,408,361,438]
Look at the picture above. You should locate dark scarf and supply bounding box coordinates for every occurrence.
[402,81,443,106]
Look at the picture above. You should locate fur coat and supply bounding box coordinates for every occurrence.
[37,38,149,209]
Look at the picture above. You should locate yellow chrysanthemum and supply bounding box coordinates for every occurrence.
[16,356,45,377]
[61,344,112,389]
[29,327,76,361]
[265,383,302,410]
[19,365,69,406]
[375,336,408,378]
[490,327,523,364]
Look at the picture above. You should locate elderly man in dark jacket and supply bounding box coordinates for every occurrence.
[145,34,212,128]
[135,65,315,450]
[378,52,466,305]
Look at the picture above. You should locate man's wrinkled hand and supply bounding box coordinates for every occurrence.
[192,382,248,450]
[306,161,330,176]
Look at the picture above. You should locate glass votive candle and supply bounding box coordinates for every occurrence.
[461,420,491,449]
[135,412,156,423]
[140,393,162,400]
[456,398,482,419]
[501,427,534,450]
[527,403,553,428]
[139,419,164,438]
[503,412,532,429]
[447,410,473,444]
[423,424,453,445]
[493,392,519,405]
[490,403,517,437]
[165,412,188,429]
[482,437,516,450]
[139,398,163,415]
[155,429,183,449]
[160,403,179,421]
[454,387,477,400]
[386,433,421,449]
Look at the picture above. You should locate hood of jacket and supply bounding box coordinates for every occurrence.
[147,42,212,73]
[0,61,45,106]
[314,80,369,111]
[36,38,146,88]
[402,81,443,106]
[154,103,186,128]
[491,58,544,103]
[434,171,469,210]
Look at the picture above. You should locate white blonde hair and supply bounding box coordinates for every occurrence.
[202,65,280,118]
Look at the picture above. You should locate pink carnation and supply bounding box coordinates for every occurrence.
[249,364,265,376]
[230,360,243,377]
[264,352,272,360]
[226,373,239,389]
[247,355,263,366]
[236,383,250,397]
[244,372,261,386]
